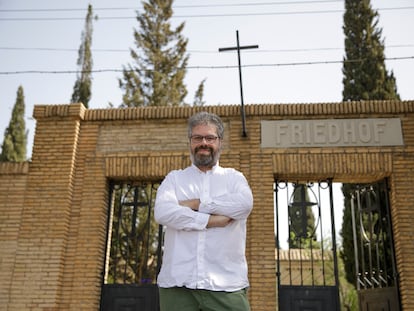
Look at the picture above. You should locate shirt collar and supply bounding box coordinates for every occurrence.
[191,162,220,174]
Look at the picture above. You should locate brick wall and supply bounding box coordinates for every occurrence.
[1,101,414,310]
[0,162,28,308]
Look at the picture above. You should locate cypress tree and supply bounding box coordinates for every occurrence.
[193,79,206,107]
[120,0,203,107]
[340,185,356,285]
[342,0,400,101]
[71,4,95,108]
[0,86,27,162]
[341,0,400,286]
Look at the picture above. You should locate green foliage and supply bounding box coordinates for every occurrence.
[338,251,359,311]
[71,4,95,108]
[193,79,206,107]
[0,86,27,162]
[120,0,204,107]
[340,184,357,285]
[342,0,400,101]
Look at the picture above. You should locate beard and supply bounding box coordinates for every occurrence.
[191,145,219,168]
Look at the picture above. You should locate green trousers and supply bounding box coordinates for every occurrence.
[159,287,251,311]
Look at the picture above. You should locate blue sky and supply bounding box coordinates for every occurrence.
[1,0,413,157]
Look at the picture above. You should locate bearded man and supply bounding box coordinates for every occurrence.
[154,111,253,311]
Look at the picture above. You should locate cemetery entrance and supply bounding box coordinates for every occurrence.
[274,179,401,311]
[274,179,340,311]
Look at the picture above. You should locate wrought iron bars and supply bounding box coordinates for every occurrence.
[104,181,162,285]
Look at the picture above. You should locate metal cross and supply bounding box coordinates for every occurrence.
[219,30,258,137]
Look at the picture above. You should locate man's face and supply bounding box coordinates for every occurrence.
[189,124,222,169]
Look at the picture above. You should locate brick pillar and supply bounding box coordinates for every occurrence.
[0,162,29,307]
[8,104,85,310]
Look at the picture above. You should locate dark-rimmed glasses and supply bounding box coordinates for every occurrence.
[190,135,219,144]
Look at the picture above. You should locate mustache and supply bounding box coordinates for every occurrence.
[195,146,213,153]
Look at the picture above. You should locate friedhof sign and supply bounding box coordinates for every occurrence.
[261,118,404,148]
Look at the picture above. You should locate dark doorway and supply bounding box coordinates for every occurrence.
[100,181,162,311]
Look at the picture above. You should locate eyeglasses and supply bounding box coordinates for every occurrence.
[190,135,219,144]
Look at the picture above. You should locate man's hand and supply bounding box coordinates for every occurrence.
[207,215,233,228]
[179,199,200,211]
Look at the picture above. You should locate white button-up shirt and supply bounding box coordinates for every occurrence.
[154,164,253,292]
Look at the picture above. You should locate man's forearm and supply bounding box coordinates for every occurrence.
[179,199,233,228]
[179,199,200,211]
[207,215,233,228]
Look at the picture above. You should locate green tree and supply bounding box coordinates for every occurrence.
[193,79,206,107]
[0,86,27,162]
[119,0,204,107]
[340,186,357,285]
[338,251,358,311]
[71,4,95,108]
[342,0,400,101]
[341,0,400,286]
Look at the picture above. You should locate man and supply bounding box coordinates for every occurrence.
[154,111,253,311]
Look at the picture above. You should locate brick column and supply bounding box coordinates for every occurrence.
[8,104,85,310]
[0,163,29,307]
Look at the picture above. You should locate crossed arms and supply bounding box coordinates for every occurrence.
[154,170,253,231]
[179,199,234,228]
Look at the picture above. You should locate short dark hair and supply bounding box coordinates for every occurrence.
[187,112,224,139]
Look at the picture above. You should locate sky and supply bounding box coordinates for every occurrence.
[1,0,413,157]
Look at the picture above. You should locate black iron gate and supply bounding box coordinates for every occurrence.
[100,181,162,311]
[350,180,400,311]
[275,179,340,311]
